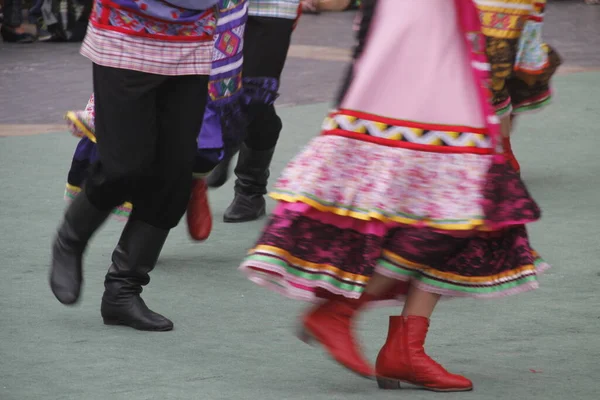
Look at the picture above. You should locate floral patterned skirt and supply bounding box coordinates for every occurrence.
[239,0,549,303]
[238,134,549,303]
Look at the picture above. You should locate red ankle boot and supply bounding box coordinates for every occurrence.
[502,137,521,174]
[186,179,212,241]
[375,316,473,392]
[299,296,375,378]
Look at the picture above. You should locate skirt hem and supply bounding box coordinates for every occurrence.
[65,185,131,221]
[239,257,549,305]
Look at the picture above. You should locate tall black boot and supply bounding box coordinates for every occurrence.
[223,143,275,223]
[100,219,173,331]
[50,192,110,305]
[205,144,240,188]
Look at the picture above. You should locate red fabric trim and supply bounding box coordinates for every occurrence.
[514,61,551,75]
[494,97,512,112]
[86,27,214,49]
[526,15,543,22]
[333,109,490,134]
[321,130,494,155]
[90,20,214,42]
[99,0,110,24]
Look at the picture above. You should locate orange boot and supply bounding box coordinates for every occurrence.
[502,137,521,174]
[186,178,212,241]
[299,295,375,378]
[376,316,473,392]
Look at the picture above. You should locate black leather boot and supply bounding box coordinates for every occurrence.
[100,219,173,331]
[223,144,275,223]
[50,192,110,305]
[205,144,240,188]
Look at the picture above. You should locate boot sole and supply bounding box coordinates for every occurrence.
[376,377,473,392]
[223,210,266,223]
[103,318,174,332]
[297,327,375,380]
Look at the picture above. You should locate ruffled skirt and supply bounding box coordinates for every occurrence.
[239,0,549,303]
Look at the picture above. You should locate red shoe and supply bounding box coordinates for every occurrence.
[299,297,375,378]
[186,179,212,241]
[502,137,521,174]
[376,316,473,392]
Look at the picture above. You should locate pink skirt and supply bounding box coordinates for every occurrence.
[239,0,548,303]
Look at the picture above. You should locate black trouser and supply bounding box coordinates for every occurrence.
[3,0,23,27]
[85,64,209,229]
[241,16,295,151]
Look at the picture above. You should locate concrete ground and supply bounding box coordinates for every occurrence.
[1,2,599,400]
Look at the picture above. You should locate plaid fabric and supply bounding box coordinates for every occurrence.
[80,0,216,76]
[248,0,300,19]
[81,25,214,76]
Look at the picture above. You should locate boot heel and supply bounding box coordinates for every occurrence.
[377,377,402,390]
[102,318,123,326]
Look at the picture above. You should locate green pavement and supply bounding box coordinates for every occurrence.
[1,72,599,400]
